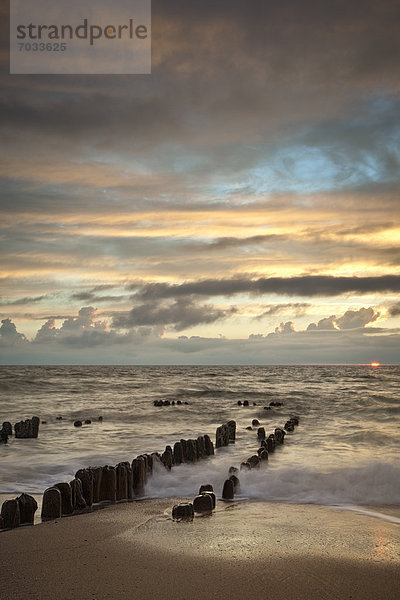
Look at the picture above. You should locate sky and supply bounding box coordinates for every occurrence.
[1,0,400,364]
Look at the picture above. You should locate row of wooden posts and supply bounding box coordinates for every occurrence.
[0,417,40,442]
[0,429,218,529]
[171,415,300,517]
[1,415,300,529]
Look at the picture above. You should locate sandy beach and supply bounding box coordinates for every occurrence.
[1,499,399,600]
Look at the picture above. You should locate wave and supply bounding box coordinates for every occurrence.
[146,459,400,506]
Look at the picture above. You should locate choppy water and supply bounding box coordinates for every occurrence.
[0,365,399,506]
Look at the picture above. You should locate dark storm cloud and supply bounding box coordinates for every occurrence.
[255,303,310,319]
[2,0,399,181]
[112,298,237,331]
[388,302,400,317]
[132,275,400,301]
[190,234,288,251]
[70,292,127,303]
[0,295,47,306]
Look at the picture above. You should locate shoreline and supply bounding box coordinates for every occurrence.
[2,491,400,528]
[0,498,399,600]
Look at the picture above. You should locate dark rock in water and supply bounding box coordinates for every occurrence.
[274,427,286,444]
[137,454,149,483]
[144,454,153,475]
[116,462,129,501]
[41,487,62,521]
[253,402,257,406]
[91,467,102,504]
[84,419,91,425]
[74,420,82,428]
[227,420,236,442]
[193,494,213,513]
[1,499,20,529]
[70,478,87,511]
[163,400,171,406]
[229,474,240,491]
[177,400,182,405]
[2,422,12,436]
[186,439,196,462]
[259,449,269,461]
[161,447,173,470]
[245,426,253,431]
[284,420,294,432]
[31,416,40,437]
[222,479,234,500]
[150,453,163,473]
[257,427,266,440]
[196,436,205,458]
[98,416,103,422]
[291,415,300,426]
[173,441,183,465]
[199,484,214,494]
[237,400,242,406]
[99,466,117,502]
[0,516,3,529]
[202,491,216,509]
[204,434,214,456]
[216,423,230,448]
[215,425,223,448]
[132,456,146,496]
[228,466,239,475]
[266,436,276,452]
[41,421,47,424]
[192,438,199,460]
[248,454,260,469]
[76,468,94,506]
[125,462,134,499]
[184,401,189,405]
[154,400,163,407]
[0,428,8,443]
[17,493,38,524]
[14,416,40,439]
[171,401,175,406]
[263,406,271,410]
[55,482,74,515]
[240,461,251,471]
[56,416,63,420]
[180,438,188,460]
[269,401,284,407]
[252,419,260,426]
[172,503,194,520]
[243,400,249,407]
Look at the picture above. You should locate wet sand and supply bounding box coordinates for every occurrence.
[0,499,399,600]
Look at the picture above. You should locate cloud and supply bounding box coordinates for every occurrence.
[112,298,237,331]
[388,301,400,316]
[70,292,127,303]
[273,321,296,335]
[336,307,380,329]
[0,318,28,346]
[307,316,337,331]
[307,307,380,331]
[0,295,47,306]
[31,306,157,348]
[133,275,400,301]
[256,303,310,319]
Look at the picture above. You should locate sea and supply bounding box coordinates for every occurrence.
[1,365,399,511]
